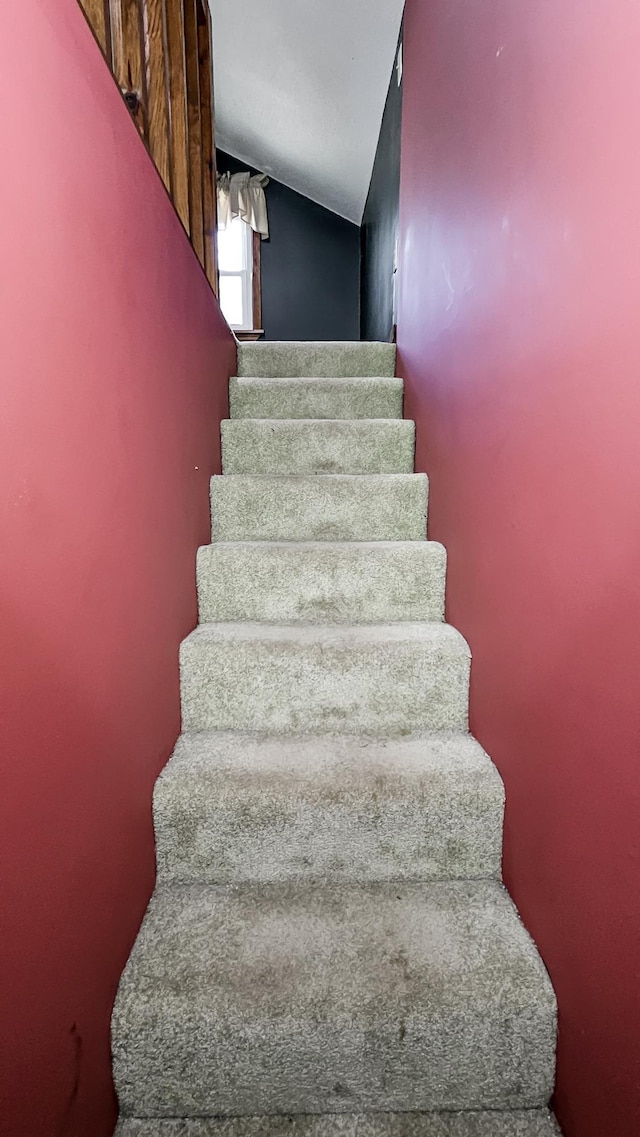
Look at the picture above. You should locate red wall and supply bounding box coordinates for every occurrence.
[397,3,640,1136]
[0,2,235,1134]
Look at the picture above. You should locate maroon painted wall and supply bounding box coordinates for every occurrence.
[0,2,235,1134]
[397,3,640,1136]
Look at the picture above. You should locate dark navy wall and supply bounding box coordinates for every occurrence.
[360,33,403,343]
[217,151,360,342]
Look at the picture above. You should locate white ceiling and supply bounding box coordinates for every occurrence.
[209,0,405,224]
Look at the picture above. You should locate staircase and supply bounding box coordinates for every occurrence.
[112,342,559,1137]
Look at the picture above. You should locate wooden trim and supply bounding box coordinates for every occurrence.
[109,0,148,138]
[79,0,111,57]
[197,2,218,293]
[76,0,217,291]
[143,0,173,193]
[183,0,204,266]
[252,231,262,332]
[164,0,191,233]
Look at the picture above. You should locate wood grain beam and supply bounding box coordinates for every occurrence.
[78,0,111,58]
[143,0,173,193]
[197,3,218,291]
[109,0,148,138]
[164,0,191,232]
[183,0,205,266]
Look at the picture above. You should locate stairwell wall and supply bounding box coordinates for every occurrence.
[0,1,235,1134]
[397,3,640,1136]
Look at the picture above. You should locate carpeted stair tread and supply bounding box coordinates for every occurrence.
[229,376,403,420]
[236,341,397,378]
[179,621,470,734]
[210,474,427,542]
[221,419,415,475]
[112,880,556,1118]
[154,731,504,885]
[196,540,446,624]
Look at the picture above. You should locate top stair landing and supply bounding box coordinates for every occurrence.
[237,340,397,378]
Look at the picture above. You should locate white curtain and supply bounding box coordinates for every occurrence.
[217,171,270,239]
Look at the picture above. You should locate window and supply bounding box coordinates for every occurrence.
[217,217,254,331]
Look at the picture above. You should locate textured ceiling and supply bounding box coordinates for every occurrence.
[209,0,405,224]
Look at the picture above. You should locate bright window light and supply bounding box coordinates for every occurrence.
[218,221,245,273]
[219,276,244,328]
[217,217,253,330]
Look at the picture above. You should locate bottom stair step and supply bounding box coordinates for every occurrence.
[112,881,556,1119]
[116,1111,561,1136]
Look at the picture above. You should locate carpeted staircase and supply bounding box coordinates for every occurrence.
[112,342,559,1137]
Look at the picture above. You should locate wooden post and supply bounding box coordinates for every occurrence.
[78,0,112,58]
[143,0,173,194]
[109,0,148,139]
[76,0,218,290]
[197,2,218,293]
[183,0,205,267]
[164,0,191,233]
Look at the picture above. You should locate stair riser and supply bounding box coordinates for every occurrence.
[229,377,403,420]
[116,1112,561,1137]
[221,420,415,476]
[210,475,428,542]
[237,342,397,378]
[197,543,446,624]
[115,1012,555,1117]
[180,635,469,734]
[155,774,504,885]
